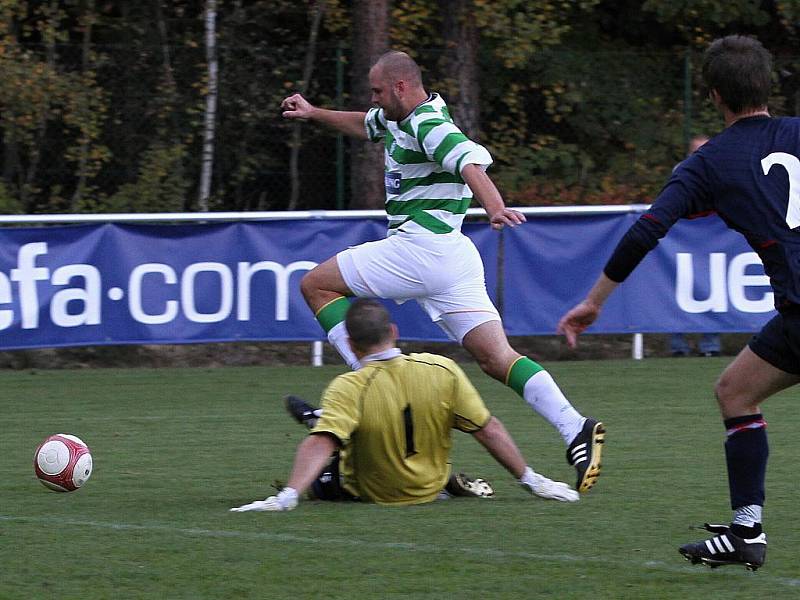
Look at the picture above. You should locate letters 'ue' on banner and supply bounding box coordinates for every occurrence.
[0,212,774,350]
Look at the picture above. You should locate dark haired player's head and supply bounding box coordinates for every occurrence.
[345,299,394,354]
[702,35,772,114]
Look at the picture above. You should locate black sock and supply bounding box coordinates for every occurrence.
[731,522,762,538]
[723,414,768,509]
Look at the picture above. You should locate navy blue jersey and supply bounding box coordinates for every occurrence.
[604,115,800,310]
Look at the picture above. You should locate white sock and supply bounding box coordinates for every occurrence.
[519,466,539,488]
[523,370,585,445]
[327,321,362,370]
[733,505,762,528]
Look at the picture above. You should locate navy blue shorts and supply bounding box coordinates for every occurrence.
[748,309,800,375]
[310,452,358,502]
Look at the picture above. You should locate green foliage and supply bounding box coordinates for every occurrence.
[0,180,23,213]
[62,70,112,179]
[476,2,798,204]
[212,0,328,210]
[99,143,189,213]
[484,34,687,204]
[0,1,797,213]
[776,0,800,34]
[390,0,437,53]
[0,1,110,211]
[474,0,601,68]
[642,0,771,41]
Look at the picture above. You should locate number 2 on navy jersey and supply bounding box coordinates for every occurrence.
[761,152,800,229]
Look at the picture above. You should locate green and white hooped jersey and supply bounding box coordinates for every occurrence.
[364,93,493,235]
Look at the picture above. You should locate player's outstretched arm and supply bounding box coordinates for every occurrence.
[461,164,525,230]
[472,416,578,502]
[281,93,369,140]
[230,433,337,513]
[557,273,619,348]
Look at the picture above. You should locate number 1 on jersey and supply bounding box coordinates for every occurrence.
[402,405,418,458]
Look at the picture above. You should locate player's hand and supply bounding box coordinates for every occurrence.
[521,472,579,502]
[281,93,315,121]
[230,487,299,512]
[489,208,526,230]
[557,300,601,348]
[229,497,287,512]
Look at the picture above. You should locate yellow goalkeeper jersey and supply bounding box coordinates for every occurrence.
[311,352,491,506]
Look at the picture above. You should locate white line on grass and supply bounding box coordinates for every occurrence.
[2,514,799,588]
[1,413,267,422]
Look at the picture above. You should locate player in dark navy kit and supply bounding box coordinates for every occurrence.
[558,35,799,571]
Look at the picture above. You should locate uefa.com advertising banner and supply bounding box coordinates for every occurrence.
[0,214,775,350]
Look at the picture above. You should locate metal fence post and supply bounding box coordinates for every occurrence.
[632,333,644,360]
[496,227,505,319]
[312,340,324,366]
[335,43,345,210]
[683,46,692,148]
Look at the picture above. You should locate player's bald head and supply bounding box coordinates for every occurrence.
[373,51,422,88]
[346,298,394,352]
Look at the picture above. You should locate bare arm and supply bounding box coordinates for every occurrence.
[281,93,369,140]
[230,433,338,512]
[461,164,525,230]
[285,433,339,495]
[472,416,579,502]
[557,273,619,348]
[471,416,526,478]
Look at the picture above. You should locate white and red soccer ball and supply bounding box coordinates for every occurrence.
[34,434,93,492]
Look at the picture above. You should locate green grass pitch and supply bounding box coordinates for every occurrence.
[1,358,798,599]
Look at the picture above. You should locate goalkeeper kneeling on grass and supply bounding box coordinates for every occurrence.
[231,299,579,512]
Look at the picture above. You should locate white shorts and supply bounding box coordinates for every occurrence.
[336,231,500,342]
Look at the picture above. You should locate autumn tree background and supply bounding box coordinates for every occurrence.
[0,0,798,215]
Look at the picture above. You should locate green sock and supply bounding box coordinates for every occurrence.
[505,357,544,396]
[315,296,360,370]
[506,356,584,445]
[315,296,351,333]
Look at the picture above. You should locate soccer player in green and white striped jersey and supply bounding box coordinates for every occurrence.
[281,51,604,494]
[364,92,491,235]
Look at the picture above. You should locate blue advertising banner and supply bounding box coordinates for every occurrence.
[0,214,776,350]
[502,214,775,335]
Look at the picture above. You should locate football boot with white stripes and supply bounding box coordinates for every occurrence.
[444,473,494,498]
[566,418,605,493]
[679,523,766,571]
[284,395,319,429]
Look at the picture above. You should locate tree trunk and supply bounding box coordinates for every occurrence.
[3,17,21,191]
[26,1,60,211]
[348,0,388,210]
[197,0,218,212]
[154,0,176,91]
[288,0,325,211]
[3,128,20,193]
[70,0,96,211]
[154,0,185,205]
[226,0,245,210]
[439,0,481,140]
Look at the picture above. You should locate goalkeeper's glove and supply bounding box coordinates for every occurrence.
[230,487,299,512]
[519,467,579,502]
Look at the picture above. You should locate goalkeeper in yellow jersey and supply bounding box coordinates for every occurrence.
[231,299,579,512]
